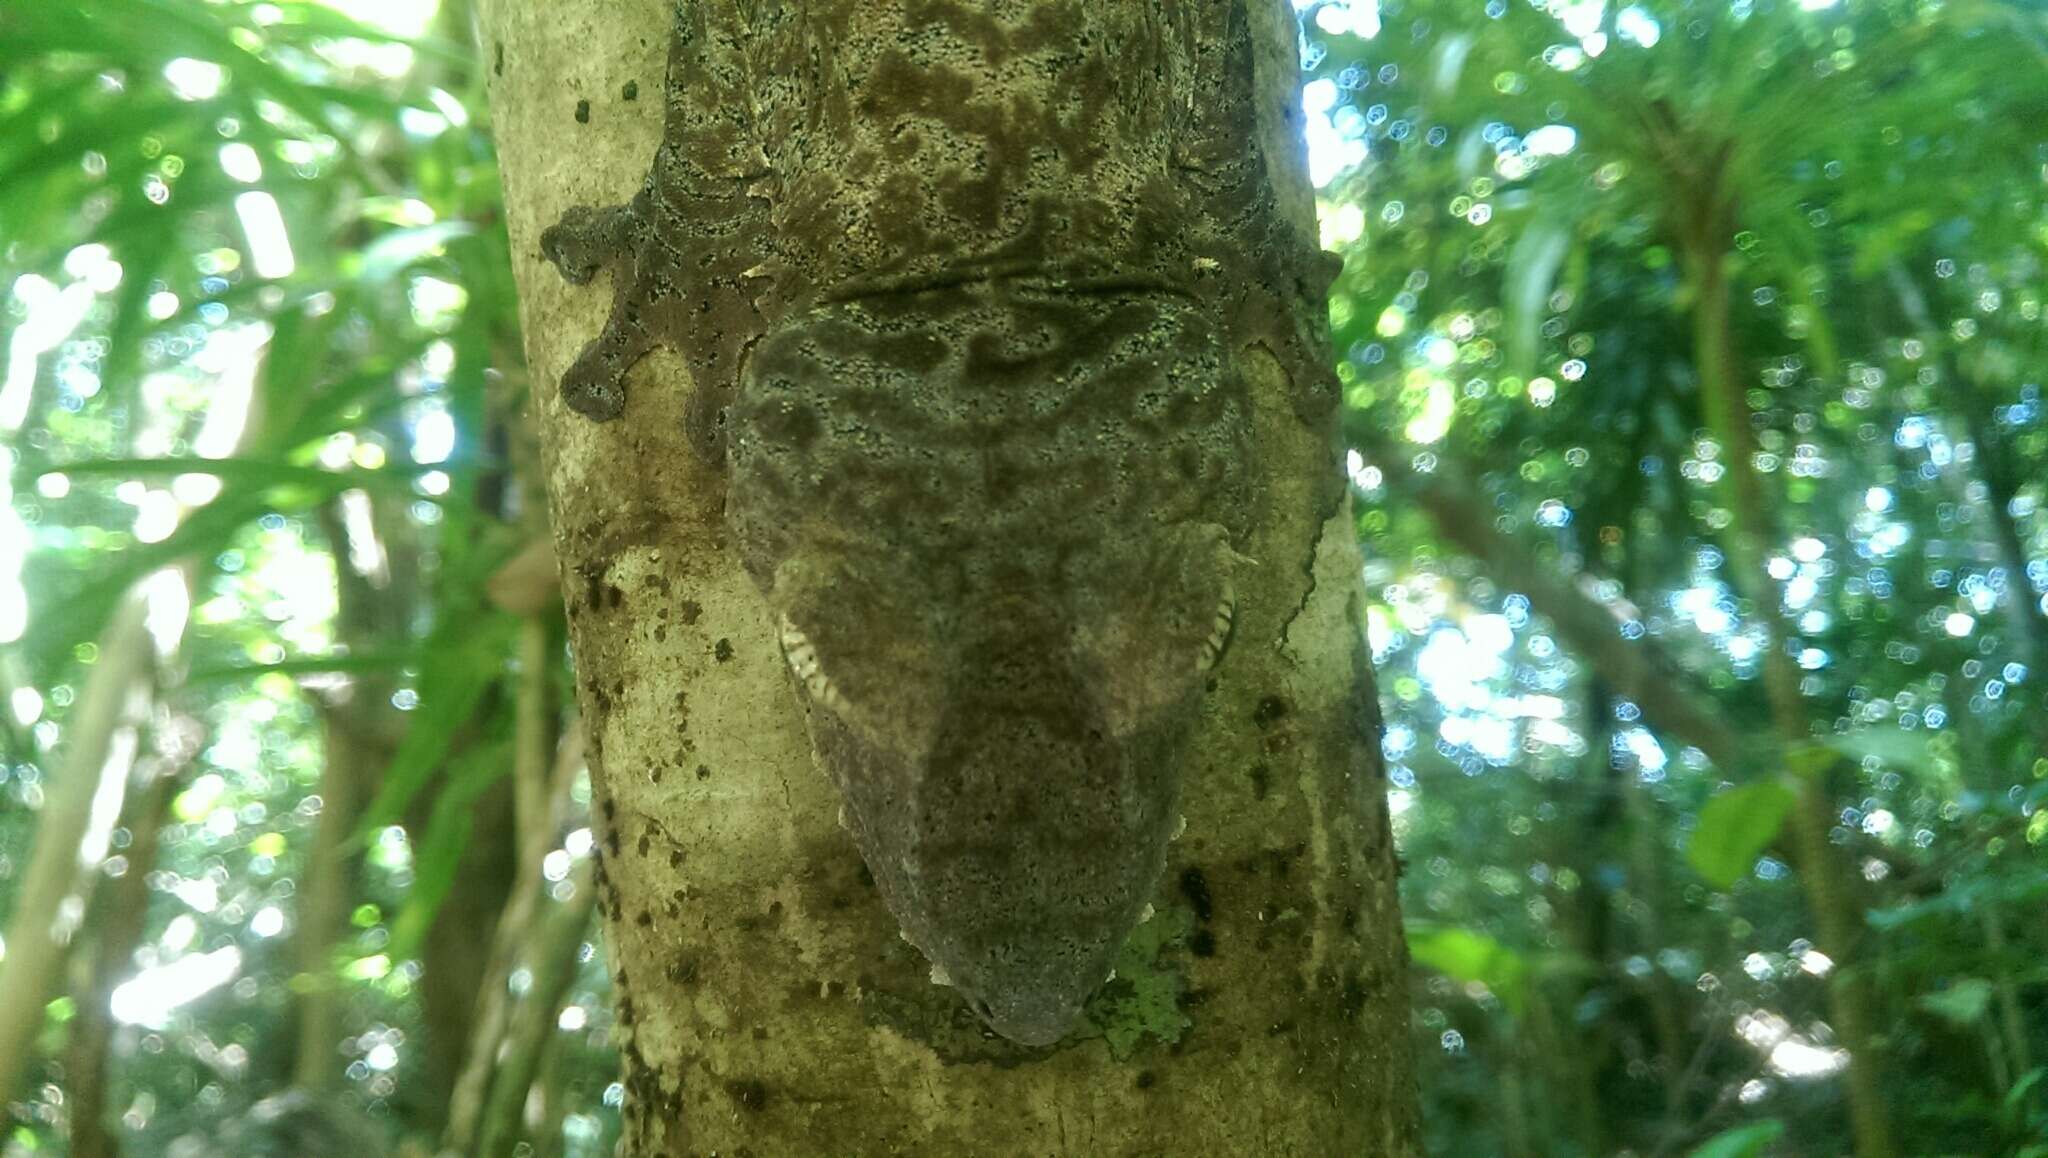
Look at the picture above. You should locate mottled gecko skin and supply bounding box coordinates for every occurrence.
[542,0,1337,1046]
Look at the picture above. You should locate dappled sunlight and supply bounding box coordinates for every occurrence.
[1303,0,2047,1148]
[0,0,2040,1152]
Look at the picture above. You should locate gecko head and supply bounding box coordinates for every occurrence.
[961,979,1091,1048]
[764,531,1240,1044]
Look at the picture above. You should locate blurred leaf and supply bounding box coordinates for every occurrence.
[184,651,417,686]
[25,485,318,674]
[1784,743,1835,780]
[2007,1067,2045,1114]
[1824,726,1936,774]
[35,457,423,496]
[1688,781,1797,889]
[386,737,511,962]
[355,221,479,283]
[1869,865,2048,930]
[1917,978,1994,1026]
[1504,211,1575,379]
[1689,1119,1785,1158]
[1406,924,1529,1016]
[352,608,516,838]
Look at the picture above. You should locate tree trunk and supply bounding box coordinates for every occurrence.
[480,2,1418,1153]
[62,755,179,1158]
[1685,225,1893,1158]
[0,594,150,1110]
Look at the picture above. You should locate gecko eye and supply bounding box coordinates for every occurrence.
[1196,585,1237,673]
[778,615,847,710]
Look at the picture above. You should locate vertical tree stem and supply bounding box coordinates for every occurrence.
[0,595,151,1110]
[1686,222,1894,1158]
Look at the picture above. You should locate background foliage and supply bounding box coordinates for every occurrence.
[0,0,2043,1154]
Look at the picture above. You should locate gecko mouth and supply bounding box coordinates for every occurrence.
[967,990,1086,1048]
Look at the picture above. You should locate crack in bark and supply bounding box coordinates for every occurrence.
[1276,484,1341,658]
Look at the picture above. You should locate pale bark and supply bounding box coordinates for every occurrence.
[481,1,1419,1152]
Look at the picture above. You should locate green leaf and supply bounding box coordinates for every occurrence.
[1870,865,2048,930]
[1784,743,1836,780]
[34,457,424,496]
[1918,978,1994,1026]
[354,221,479,283]
[183,651,418,686]
[386,738,511,962]
[1406,925,1528,1016]
[1689,1119,1785,1158]
[1503,212,1576,378]
[1824,726,1935,774]
[1688,781,1798,889]
[26,486,295,675]
[352,609,516,839]
[2006,1067,2045,1114]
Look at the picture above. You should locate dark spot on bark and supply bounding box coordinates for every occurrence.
[724,1079,769,1112]
[679,599,702,624]
[603,583,625,609]
[574,98,591,124]
[635,909,652,927]
[714,638,734,662]
[1134,1070,1156,1090]
[492,43,503,76]
[1253,842,1306,880]
[1253,695,1291,727]
[1179,866,1213,922]
[1248,763,1270,800]
[695,764,711,780]
[857,863,876,890]
[1189,929,1216,957]
[1339,975,1368,1017]
[752,1026,769,1040]
[767,900,784,921]
[622,79,639,101]
[636,832,651,857]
